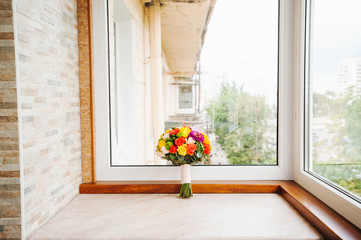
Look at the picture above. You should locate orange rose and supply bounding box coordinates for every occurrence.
[174,137,185,146]
[169,128,180,136]
[186,143,197,156]
[169,145,177,154]
[203,143,211,155]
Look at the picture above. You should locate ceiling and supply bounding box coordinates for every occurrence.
[160,0,215,76]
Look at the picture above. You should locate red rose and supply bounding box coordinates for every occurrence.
[169,145,177,154]
[174,137,185,146]
[169,128,180,136]
[203,143,211,155]
[186,143,197,156]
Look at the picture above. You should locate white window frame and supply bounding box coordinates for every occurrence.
[292,0,361,229]
[93,0,292,181]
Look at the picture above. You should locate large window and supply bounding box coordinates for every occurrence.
[93,0,294,180]
[305,0,361,201]
[107,0,279,166]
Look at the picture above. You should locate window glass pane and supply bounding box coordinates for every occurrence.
[179,86,193,109]
[199,0,278,165]
[108,0,138,165]
[108,0,278,165]
[305,0,361,200]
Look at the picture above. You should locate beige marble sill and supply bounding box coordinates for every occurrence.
[30,194,322,240]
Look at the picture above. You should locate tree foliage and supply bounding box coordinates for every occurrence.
[344,89,361,160]
[311,86,361,197]
[312,87,361,163]
[206,83,276,165]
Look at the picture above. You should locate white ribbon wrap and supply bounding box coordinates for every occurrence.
[180,164,191,184]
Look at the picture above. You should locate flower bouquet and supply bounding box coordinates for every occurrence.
[156,126,211,198]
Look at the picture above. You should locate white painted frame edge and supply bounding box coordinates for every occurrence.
[93,0,111,174]
[292,0,361,229]
[93,0,293,181]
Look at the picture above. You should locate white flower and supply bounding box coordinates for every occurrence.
[161,146,169,154]
[186,137,195,144]
[156,151,165,158]
[162,133,170,140]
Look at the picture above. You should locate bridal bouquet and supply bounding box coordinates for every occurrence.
[156,126,211,198]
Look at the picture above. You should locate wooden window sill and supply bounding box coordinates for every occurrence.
[80,180,361,239]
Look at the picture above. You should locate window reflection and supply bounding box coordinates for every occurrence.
[305,0,361,200]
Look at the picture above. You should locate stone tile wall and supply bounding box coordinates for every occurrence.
[13,0,82,237]
[0,0,22,239]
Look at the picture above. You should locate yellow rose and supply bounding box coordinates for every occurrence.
[203,133,210,144]
[180,127,191,138]
[158,140,165,148]
[177,144,187,156]
[166,129,170,133]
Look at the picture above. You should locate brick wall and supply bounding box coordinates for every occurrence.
[13,0,82,237]
[0,0,22,239]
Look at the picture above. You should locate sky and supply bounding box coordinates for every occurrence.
[200,0,278,106]
[311,0,361,94]
[200,0,361,99]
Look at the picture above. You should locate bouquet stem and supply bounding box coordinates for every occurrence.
[180,164,193,198]
[180,183,193,198]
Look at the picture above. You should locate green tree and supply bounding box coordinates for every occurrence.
[344,87,361,161]
[311,87,361,198]
[206,83,276,165]
[313,92,331,117]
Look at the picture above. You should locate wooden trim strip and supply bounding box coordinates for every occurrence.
[87,0,95,183]
[279,181,361,240]
[79,180,282,194]
[193,184,278,193]
[79,183,279,194]
[79,180,361,238]
[77,0,95,183]
[80,183,180,194]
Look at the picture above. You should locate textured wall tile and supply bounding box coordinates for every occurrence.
[0,1,21,239]
[14,0,82,237]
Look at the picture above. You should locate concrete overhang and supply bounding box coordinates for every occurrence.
[159,0,216,75]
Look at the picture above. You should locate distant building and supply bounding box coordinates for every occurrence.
[336,57,361,96]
